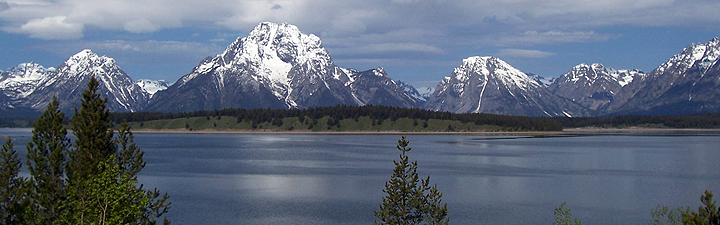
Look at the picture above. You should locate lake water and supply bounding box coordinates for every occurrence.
[2,128,720,224]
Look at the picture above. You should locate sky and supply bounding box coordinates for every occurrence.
[1,0,720,89]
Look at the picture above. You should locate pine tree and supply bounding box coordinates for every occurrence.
[554,202,581,225]
[1,138,30,224]
[375,136,448,225]
[68,75,116,181]
[63,76,171,224]
[25,96,70,224]
[115,121,172,224]
[63,156,149,225]
[682,190,720,225]
[115,120,145,178]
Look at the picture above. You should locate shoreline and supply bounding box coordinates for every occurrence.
[4,127,719,136]
[128,127,720,136]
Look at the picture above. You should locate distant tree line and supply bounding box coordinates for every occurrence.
[110,105,564,131]
[0,118,35,128]
[555,113,720,129]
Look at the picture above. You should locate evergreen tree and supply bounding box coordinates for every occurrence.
[554,202,581,225]
[62,156,149,225]
[115,121,171,224]
[25,96,70,224]
[375,136,448,225]
[115,120,145,178]
[68,75,116,181]
[682,190,720,225]
[649,205,686,225]
[1,138,29,224]
[62,76,171,224]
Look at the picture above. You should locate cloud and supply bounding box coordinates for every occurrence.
[496,49,555,58]
[0,1,9,11]
[1,0,718,41]
[44,40,224,65]
[123,19,161,33]
[477,30,618,47]
[17,16,83,40]
[364,43,444,54]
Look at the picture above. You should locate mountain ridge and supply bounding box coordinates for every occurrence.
[1,23,719,117]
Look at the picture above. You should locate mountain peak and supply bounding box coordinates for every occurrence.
[657,37,720,74]
[426,56,583,116]
[63,49,117,73]
[456,56,539,90]
[70,49,102,61]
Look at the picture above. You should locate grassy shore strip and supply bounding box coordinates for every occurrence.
[130,128,564,135]
[129,127,720,138]
[123,116,527,133]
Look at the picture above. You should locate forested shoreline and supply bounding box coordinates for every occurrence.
[3,105,720,131]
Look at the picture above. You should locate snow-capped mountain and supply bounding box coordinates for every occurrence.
[148,22,420,112]
[606,37,720,115]
[345,68,422,107]
[135,79,170,98]
[396,79,430,103]
[0,62,55,109]
[24,50,149,112]
[424,56,588,117]
[549,63,643,111]
[528,73,554,87]
[418,87,434,101]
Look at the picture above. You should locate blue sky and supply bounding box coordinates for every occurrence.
[1,0,719,89]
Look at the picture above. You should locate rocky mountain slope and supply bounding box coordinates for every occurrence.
[605,38,720,115]
[1,24,719,117]
[135,79,170,98]
[147,22,420,112]
[0,62,54,110]
[0,50,151,113]
[548,63,643,112]
[424,56,588,117]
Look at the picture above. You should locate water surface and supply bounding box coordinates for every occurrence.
[3,129,719,224]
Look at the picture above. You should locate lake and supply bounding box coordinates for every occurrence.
[2,128,720,224]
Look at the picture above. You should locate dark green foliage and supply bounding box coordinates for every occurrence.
[374,136,448,225]
[25,96,70,224]
[649,205,687,225]
[27,76,173,224]
[556,113,720,129]
[68,76,116,181]
[115,121,145,179]
[0,118,35,128]
[111,104,565,132]
[682,190,720,225]
[115,121,171,224]
[62,156,149,225]
[554,202,581,225]
[142,188,171,225]
[1,138,29,224]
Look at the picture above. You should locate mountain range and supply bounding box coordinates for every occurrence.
[1,22,719,117]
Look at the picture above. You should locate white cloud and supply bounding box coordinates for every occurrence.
[363,43,444,54]
[18,16,83,40]
[123,19,161,33]
[1,0,718,41]
[45,40,224,65]
[497,49,555,58]
[478,30,618,46]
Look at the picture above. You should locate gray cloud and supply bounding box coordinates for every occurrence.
[0,1,9,11]
[45,40,223,66]
[496,49,555,58]
[2,0,719,81]
[1,0,718,41]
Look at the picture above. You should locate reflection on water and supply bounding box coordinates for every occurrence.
[2,129,720,224]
